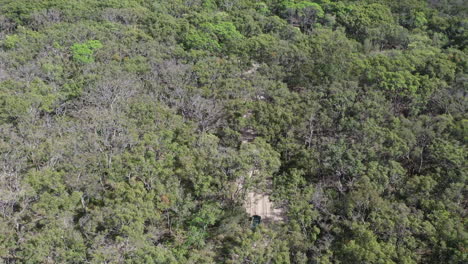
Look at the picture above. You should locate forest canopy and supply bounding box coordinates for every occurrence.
[0,0,466,263]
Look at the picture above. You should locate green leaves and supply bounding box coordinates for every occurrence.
[2,34,20,49]
[184,28,221,52]
[0,0,465,263]
[281,0,325,31]
[71,39,103,63]
[334,2,394,40]
[339,223,397,264]
[0,79,60,124]
[183,21,243,53]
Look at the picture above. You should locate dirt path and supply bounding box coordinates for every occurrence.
[238,141,284,221]
[244,184,284,221]
[237,100,285,221]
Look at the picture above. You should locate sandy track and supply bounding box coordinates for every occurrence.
[236,169,284,221]
[245,187,284,221]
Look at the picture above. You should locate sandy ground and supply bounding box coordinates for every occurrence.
[236,169,284,221]
[245,187,284,221]
[239,124,284,221]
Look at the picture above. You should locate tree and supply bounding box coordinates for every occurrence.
[71,40,103,63]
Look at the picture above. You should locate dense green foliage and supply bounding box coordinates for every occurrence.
[0,0,466,263]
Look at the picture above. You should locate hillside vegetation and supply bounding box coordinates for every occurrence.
[0,0,466,263]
